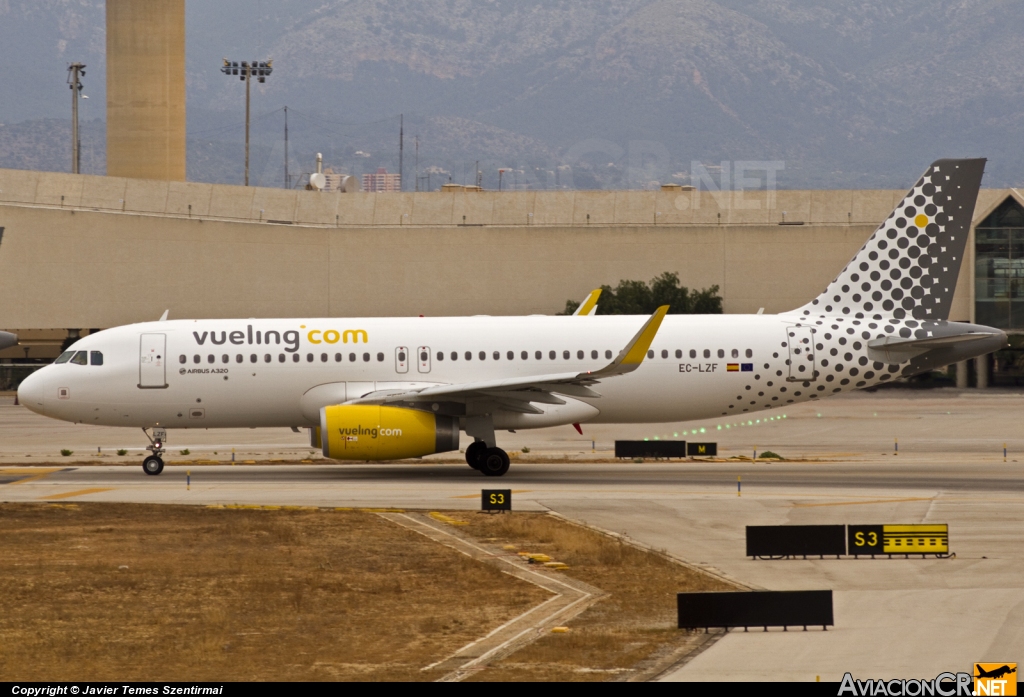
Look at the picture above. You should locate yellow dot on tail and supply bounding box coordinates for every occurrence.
[914,213,928,228]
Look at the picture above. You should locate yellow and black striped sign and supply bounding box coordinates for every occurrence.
[848,524,948,555]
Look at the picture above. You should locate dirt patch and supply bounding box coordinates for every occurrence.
[0,503,547,681]
[451,512,738,681]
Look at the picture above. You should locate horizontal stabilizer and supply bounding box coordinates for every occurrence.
[867,331,1002,364]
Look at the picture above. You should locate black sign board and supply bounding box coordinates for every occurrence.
[746,525,847,558]
[686,442,717,457]
[614,440,687,459]
[847,525,884,555]
[481,489,511,511]
[678,590,834,630]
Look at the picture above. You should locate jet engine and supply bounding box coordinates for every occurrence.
[319,405,459,460]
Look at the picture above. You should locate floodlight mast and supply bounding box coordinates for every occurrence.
[220,59,273,186]
[67,63,86,174]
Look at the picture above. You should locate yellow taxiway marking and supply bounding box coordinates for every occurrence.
[450,489,532,499]
[1,468,66,486]
[39,488,114,500]
[790,496,933,508]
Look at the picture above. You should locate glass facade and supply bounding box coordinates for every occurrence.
[975,197,1024,329]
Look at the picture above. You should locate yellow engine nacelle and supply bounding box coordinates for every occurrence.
[319,405,460,460]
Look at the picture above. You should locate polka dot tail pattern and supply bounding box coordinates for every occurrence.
[794,159,986,322]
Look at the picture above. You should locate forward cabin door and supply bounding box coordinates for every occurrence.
[139,333,168,388]
[786,326,817,382]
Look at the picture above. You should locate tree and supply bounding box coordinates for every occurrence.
[560,272,722,315]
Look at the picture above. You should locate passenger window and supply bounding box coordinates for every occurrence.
[398,350,406,362]
[690,349,697,359]
[549,350,555,360]
[264,354,271,363]
[349,353,356,362]
[55,351,74,364]
[208,355,215,364]
[437,351,444,361]
[279,354,285,363]
[494,351,501,360]
[363,353,370,362]
[465,351,472,361]
[535,351,542,360]
[577,350,584,359]
[335,353,342,362]
[563,350,570,360]
[521,351,528,360]
[179,355,186,364]
[675,349,682,359]
[717,349,725,358]
[376,352,384,362]
[321,353,328,362]
[236,354,243,363]
[658,350,665,359]
[731,349,739,358]
[451,352,458,361]
[605,350,612,359]
[71,351,88,365]
[222,355,229,364]
[250,354,257,363]
[647,350,654,359]
[292,354,300,363]
[194,355,200,364]
[591,350,598,359]
[507,351,514,360]
[90,351,103,366]
[306,353,314,362]
[745,348,753,358]
[703,349,710,358]
[479,351,486,360]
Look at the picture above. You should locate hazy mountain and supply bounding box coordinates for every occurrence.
[1,0,1022,188]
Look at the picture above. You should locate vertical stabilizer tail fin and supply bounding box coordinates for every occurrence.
[793,158,986,321]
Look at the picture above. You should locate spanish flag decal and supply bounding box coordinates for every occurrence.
[727,364,739,372]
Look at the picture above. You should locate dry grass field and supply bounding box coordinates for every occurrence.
[0,503,546,681]
[457,512,737,681]
[0,503,735,681]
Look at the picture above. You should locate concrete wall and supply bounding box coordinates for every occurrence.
[106,0,186,181]
[0,168,992,330]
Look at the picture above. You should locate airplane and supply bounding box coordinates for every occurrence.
[975,665,1016,680]
[17,158,1006,477]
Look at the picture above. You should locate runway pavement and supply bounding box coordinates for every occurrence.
[2,388,1023,680]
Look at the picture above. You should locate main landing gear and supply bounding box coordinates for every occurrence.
[466,440,510,477]
[141,427,166,476]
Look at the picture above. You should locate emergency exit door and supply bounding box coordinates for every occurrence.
[139,333,167,388]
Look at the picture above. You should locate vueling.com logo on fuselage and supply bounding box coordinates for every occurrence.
[191,324,368,353]
[338,425,403,439]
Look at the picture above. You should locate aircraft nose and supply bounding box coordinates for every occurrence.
[17,369,48,413]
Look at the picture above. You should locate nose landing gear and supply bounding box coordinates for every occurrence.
[142,427,166,476]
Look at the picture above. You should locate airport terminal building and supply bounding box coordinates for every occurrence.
[0,168,1022,390]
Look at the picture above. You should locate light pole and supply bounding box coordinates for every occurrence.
[67,62,86,174]
[221,59,273,186]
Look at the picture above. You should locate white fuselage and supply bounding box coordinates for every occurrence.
[18,313,882,431]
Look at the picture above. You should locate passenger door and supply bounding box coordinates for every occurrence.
[417,346,431,374]
[786,326,817,381]
[139,333,167,388]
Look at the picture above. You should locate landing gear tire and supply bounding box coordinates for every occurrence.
[479,448,510,477]
[142,455,164,476]
[466,441,487,470]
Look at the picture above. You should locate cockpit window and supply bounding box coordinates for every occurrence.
[54,351,74,364]
[70,351,88,365]
[90,351,104,366]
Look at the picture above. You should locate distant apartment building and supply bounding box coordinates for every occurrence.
[362,167,401,192]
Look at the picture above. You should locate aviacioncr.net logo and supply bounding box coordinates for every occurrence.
[839,672,973,696]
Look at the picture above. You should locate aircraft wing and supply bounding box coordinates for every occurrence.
[349,305,668,412]
[572,289,602,316]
